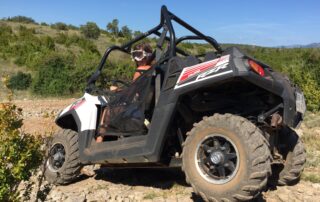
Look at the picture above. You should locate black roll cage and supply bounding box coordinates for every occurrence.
[87,5,223,86]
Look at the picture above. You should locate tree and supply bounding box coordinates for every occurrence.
[106,19,119,36]
[120,25,132,39]
[7,16,36,24]
[133,30,143,38]
[80,22,101,39]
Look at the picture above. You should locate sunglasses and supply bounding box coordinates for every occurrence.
[131,50,152,61]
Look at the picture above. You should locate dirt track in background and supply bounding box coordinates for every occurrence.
[13,98,75,135]
[13,99,320,202]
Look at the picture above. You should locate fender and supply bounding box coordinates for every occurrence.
[56,93,106,132]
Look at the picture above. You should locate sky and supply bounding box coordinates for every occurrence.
[0,0,319,47]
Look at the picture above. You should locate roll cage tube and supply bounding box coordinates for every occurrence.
[86,5,223,87]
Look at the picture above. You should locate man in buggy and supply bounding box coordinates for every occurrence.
[96,42,154,143]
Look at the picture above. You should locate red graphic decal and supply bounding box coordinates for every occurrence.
[177,55,229,84]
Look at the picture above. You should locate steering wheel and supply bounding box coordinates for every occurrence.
[110,79,130,88]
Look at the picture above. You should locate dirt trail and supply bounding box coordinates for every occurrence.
[13,98,75,134]
[13,99,320,202]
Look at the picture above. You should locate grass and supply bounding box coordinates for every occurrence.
[300,112,320,183]
[303,111,320,128]
[302,172,320,183]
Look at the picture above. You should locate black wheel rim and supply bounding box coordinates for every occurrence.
[195,134,239,184]
[48,143,66,172]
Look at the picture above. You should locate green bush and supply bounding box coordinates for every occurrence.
[6,16,37,24]
[284,60,320,111]
[0,24,13,58]
[8,72,32,90]
[67,24,79,30]
[41,36,55,50]
[246,47,320,111]
[0,25,56,68]
[32,53,76,95]
[80,22,100,39]
[51,22,68,31]
[54,32,68,44]
[0,102,43,201]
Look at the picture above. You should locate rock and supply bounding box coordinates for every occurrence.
[81,164,100,177]
[50,189,63,201]
[64,192,86,202]
[277,192,289,202]
[312,183,320,189]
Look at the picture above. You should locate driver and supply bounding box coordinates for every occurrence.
[96,42,154,143]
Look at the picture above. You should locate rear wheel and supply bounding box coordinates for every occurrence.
[45,129,81,185]
[277,127,306,185]
[182,114,271,201]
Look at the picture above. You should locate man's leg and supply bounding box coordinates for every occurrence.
[96,107,109,143]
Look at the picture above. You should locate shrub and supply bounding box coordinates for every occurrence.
[40,22,48,26]
[197,46,206,55]
[32,53,75,96]
[80,22,100,39]
[51,22,68,31]
[0,79,43,201]
[0,24,13,57]
[67,24,79,30]
[246,48,320,111]
[40,36,55,50]
[18,25,36,36]
[7,72,32,90]
[54,32,68,44]
[285,64,320,112]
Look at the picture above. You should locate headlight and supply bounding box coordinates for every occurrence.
[295,91,306,115]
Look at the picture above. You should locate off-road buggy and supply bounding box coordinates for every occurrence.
[45,5,307,201]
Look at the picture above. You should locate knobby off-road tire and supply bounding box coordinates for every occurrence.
[182,114,271,202]
[277,127,306,186]
[45,129,81,185]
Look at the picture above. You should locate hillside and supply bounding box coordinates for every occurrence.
[277,43,320,49]
[0,19,320,111]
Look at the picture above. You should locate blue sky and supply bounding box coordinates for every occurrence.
[0,0,319,47]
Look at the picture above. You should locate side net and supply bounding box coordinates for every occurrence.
[106,68,154,133]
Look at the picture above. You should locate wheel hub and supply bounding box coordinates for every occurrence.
[195,134,240,184]
[47,143,66,172]
[210,151,224,164]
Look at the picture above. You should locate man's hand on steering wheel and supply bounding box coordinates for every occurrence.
[111,80,130,87]
[109,79,130,92]
[110,85,119,91]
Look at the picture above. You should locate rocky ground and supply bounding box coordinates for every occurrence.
[12,99,320,202]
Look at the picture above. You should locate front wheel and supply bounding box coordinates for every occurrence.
[182,114,271,201]
[45,129,81,185]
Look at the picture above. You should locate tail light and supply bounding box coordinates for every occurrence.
[248,60,265,76]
